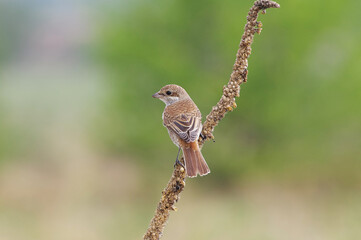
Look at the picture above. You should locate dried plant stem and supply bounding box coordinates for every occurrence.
[199,0,280,146]
[143,160,186,240]
[143,1,279,239]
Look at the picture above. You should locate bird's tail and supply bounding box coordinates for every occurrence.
[182,142,210,178]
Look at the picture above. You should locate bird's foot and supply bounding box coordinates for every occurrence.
[174,158,185,169]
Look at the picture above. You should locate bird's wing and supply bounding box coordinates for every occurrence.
[166,114,202,143]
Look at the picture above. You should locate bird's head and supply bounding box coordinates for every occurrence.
[152,84,190,106]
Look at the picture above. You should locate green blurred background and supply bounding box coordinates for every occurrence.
[1,0,360,239]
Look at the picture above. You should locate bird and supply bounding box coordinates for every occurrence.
[152,84,210,178]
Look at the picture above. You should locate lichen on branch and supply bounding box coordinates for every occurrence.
[143,1,280,239]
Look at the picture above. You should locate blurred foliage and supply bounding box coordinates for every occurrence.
[0,1,359,239]
[0,2,31,63]
[0,3,35,163]
[95,0,361,183]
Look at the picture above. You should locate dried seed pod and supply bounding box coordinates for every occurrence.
[226,106,233,112]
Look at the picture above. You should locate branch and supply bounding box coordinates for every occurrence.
[199,0,280,147]
[143,1,280,239]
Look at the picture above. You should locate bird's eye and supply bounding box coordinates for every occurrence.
[166,91,172,95]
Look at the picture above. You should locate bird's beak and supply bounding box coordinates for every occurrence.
[152,92,161,98]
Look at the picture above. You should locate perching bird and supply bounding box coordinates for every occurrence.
[152,84,210,178]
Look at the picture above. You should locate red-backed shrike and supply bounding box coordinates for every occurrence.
[152,84,210,178]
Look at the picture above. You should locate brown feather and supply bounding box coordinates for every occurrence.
[154,84,210,178]
[182,141,210,178]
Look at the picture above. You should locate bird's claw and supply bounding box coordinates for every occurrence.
[174,158,185,169]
